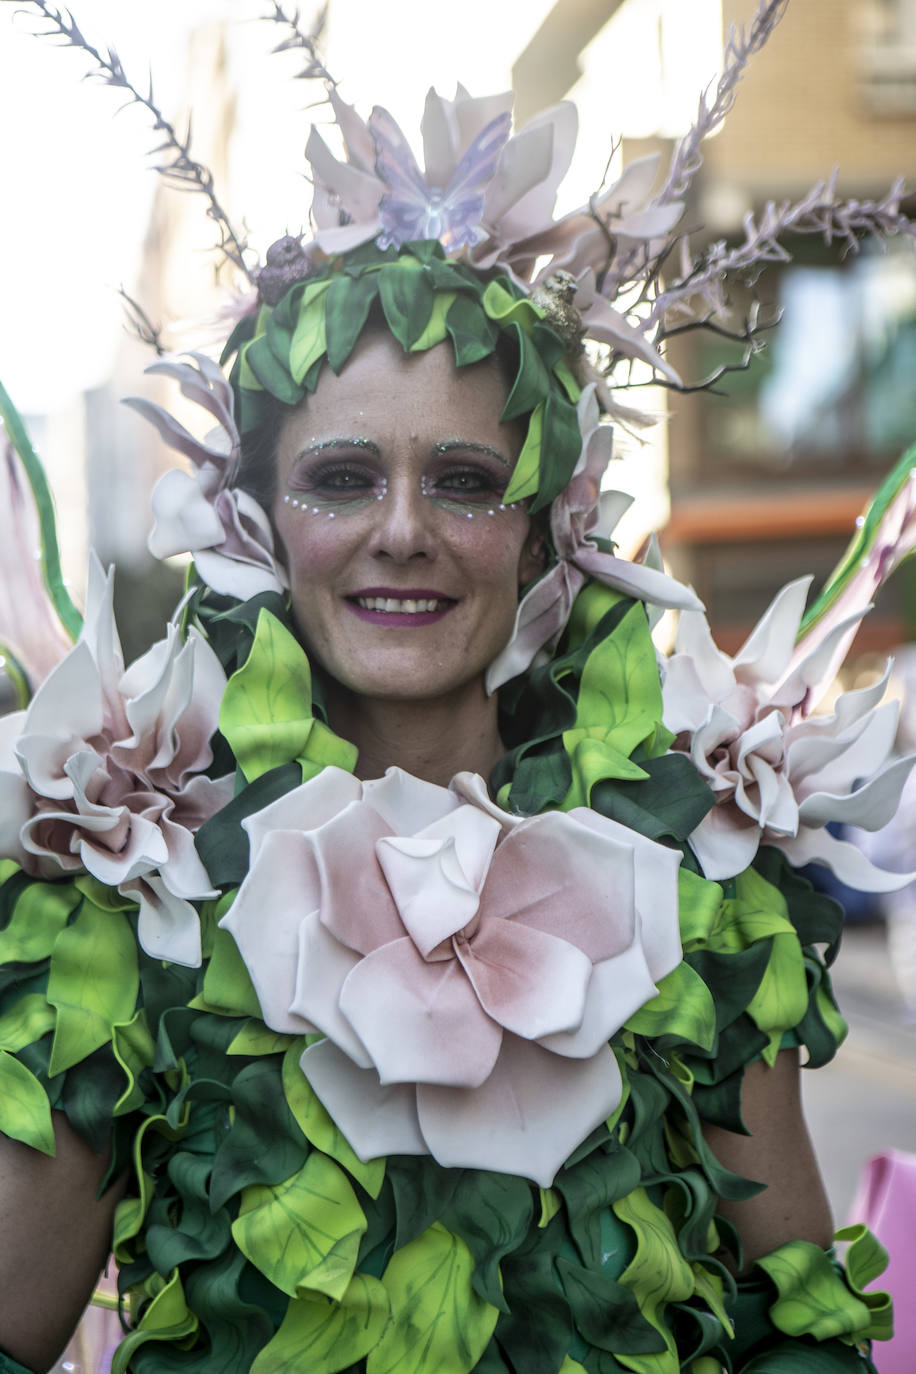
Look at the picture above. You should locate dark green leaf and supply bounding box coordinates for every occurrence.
[446,294,498,367]
[378,263,436,350]
[195,763,302,888]
[500,322,553,422]
[556,1258,666,1354]
[590,753,714,842]
[325,274,380,373]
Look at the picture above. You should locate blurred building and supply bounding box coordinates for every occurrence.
[655,0,916,650]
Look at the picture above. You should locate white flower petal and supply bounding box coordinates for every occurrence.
[301,1040,426,1159]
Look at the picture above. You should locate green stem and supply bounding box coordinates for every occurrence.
[0,377,83,640]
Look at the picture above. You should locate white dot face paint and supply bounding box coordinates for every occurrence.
[272,333,544,708]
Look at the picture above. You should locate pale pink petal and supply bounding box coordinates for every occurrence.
[220,829,324,1035]
[148,470,226,559]
[572,544,701,610]
[670,610,737,706]
[310,804,405,954]
[291,909,370,1067]
[305,127,384,220]
[449,772,522,830]
[480,813,636,962]
[579,295,681,384]
[420,87,456,187]
[156,815,220,900]
[742,756,797,835]
[485,560,584,692]
[798,755,916,832]
[242,768,362,865]
[123,873,203,967]
[777,829,916,893]
[491,103,578,236]
[361,766,460,833]
[731,576,812,684]
[482,120,555,224]
[416,1035,623,1187]
[376,835,483,957]
[339,939,501,1088]
[688,805,763,882]
[790,702,898,797]
[301,1040,426,1159]
[538,938,658,1058]
[404,799,499,890]
[18,643,105,792]
[457,918,592,1039]
[328,88,377,173]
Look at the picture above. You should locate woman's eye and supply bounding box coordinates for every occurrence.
[290,463,379,498]
[433,468,506,500]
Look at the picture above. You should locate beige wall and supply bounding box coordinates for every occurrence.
[705,0,916,196]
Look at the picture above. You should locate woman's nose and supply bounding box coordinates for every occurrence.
[365,479,438,563]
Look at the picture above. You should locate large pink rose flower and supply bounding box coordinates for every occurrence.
[221,766,682,1186]
[0,556,233,965]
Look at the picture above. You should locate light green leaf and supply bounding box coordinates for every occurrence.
[0,878,80,964]
[677,868,723,949]
[747,932,809,1065]
[538,1187,562,1228]
[835,1223,894,1342]
[613,1187,694,1373]
[289,281,333,383]
[409,291,455,352]
[47,901,138,1076]
[558,1360,588,1374]
[220,610,356,783]
[282,1041,385,1198]
[193,922,263,1020]
[111,1010,157,1114]
[0,1050,55,1153]
[0,992,55,1052]
[502,400,544,505]
[110,1268,198,1373]
[625,960,717,1051]
[233,1150,367,1301]
[368,1222,500,1374]
[250,1274,390,1374]
[709,866,794,954]
[757,1239,881,1342]
[481,280,543,335]
[228,1019,294,1057]
[562,600,664,809]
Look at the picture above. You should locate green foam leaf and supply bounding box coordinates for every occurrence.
[625,960,717,1050]
[46,900,138,1076]
[0,1049,55,1153]
[369,1221,499,1374]
[233,1150,367,1300]
[250,1273,390,1374]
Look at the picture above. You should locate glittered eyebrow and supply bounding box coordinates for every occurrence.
[432,440,513,469]
[295,437,381,460]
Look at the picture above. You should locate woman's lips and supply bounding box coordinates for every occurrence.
[346,590,456,627]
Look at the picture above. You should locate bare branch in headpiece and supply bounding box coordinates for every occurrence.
[653,0,790,210]
[260,2,337,87]
[5,0,255,282]
[119,289,166,356]
[649,174,916,332]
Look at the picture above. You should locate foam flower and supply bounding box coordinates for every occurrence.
[487,384,702,690]
[662,576,916,887]
[125,353,287,599]
[221,765,682,1186]
[0,556,233,965]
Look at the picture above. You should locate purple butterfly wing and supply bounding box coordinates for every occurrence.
[436,112,512,252]
[370,105,435,248]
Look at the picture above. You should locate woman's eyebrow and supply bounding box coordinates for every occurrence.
[296,437,381,459]
[433,440,513,469]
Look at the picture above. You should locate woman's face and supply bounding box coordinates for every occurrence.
[272,331,543,708]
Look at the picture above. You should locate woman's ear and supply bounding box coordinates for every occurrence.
[518,522,548,588]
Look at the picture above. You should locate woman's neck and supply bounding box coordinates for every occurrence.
[327,682,505,788]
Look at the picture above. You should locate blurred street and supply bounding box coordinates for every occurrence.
[803,919,916,1223]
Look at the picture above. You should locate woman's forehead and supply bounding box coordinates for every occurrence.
[285,333,515,445]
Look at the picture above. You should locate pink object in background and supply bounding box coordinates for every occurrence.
[849,1150,916,1373]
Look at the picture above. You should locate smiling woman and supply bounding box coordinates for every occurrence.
[272,333,544,781]
[0,5,914,1373]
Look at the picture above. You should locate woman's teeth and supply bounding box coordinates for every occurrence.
[356,596,449,613]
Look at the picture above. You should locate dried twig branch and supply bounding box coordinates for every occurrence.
[119,288,166,355]
[260,2,336,86]
[4,0,254,281]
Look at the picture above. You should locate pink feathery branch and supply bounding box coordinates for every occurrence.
[652,0,790,210]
